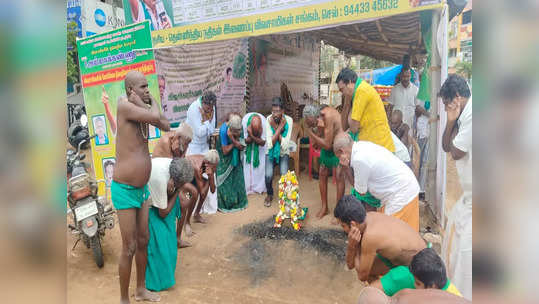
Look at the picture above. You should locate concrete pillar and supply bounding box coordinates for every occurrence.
[426,8,445,222]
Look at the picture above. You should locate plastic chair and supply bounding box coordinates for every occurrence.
[308,142,336,184]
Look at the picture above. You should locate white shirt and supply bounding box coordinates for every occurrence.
[391,132,411,163]
[453,98,472,200]
[416,114,430,139]
[351,141,419,215]
[186,97,216,155]
[389,82,420,131]
[265,114,293,156]
[147,158,172,209]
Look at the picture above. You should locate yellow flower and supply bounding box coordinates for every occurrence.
[291,192,297,200]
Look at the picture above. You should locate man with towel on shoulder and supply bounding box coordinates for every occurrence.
[264,97,293,207]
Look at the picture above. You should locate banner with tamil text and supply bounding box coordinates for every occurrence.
[77,21,163,197]
[155,38,248,125]
[149,0,443,47]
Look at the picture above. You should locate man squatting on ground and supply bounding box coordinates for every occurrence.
[333,195,426,284]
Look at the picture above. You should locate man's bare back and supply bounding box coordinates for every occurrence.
[361,212,426,266]
[320,106,343,144]
[152,132,174,158]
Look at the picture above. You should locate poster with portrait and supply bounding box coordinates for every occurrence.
[92,114,110,145]
[101,157,116,188]
[77,21,162,196]
[123,0,174,31]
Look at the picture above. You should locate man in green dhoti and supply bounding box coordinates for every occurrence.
[216,113,248,212]
[145,157,195,292]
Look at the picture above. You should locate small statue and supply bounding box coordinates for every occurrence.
[274,171,307,230]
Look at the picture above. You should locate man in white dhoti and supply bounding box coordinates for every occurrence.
[440,74,472,300]
[242,113,267,194]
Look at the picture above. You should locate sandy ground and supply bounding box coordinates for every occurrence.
[67,167,361,304]
[67,151,461,304]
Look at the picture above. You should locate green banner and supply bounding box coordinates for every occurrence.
[76,21,162,197]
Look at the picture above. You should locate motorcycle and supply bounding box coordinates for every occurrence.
[68,104,90,150]
[67,134,115,268]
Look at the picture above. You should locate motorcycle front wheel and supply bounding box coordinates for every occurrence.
[90,235,104,268]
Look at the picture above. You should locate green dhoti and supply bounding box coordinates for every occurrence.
[111,180,150,210]
[319,148,340,168]
[145,196,181,291]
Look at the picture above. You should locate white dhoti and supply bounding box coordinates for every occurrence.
[200,175,218,215]
[442,195,472,300]
[242,113,267,194]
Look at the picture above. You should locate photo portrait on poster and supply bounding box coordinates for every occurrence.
[92,114,110,145]
[124,0,173,31]
[102,157,116,187]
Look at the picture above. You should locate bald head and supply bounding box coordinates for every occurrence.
[391,109,403,123]
[390,109,403,131]
[124,70,150,102]
[333,132,354,167]
[250,114,262,137]
[333,132,354,152]
[175,123,193,141]
[170,123,193,157]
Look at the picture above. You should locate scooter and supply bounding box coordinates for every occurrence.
[67,134,115,267]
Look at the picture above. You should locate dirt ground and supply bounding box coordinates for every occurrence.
[67,167,361,304]
[67,153,461,304]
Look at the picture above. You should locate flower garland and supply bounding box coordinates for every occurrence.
[274,170,307,230]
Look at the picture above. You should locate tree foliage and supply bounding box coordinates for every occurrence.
[455,61,472,80]
[67,21,80,86]
[358,55,393,70]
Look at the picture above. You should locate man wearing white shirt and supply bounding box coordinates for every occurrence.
[186,91,216,156]
[440,74,472,300]
[242,112,267,194]
[334,132,420,231]
[389,66,428,135]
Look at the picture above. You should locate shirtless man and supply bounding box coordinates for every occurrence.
[185,150,219,225]
[112,70,170,304]
[302,103,344,219]
[152,123,192,159]
[333,195,426,283]
[152,123,199,247]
